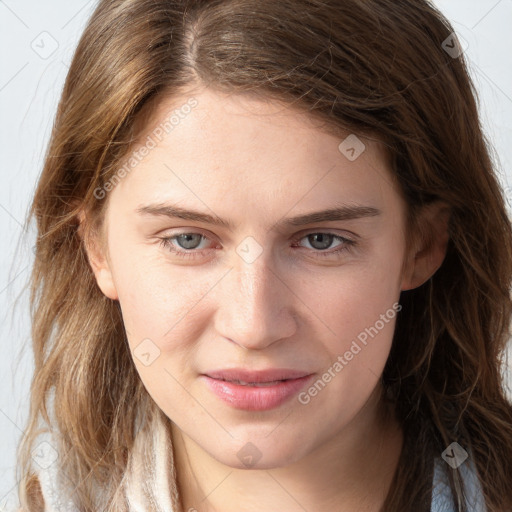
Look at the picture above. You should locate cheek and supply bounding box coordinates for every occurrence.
[301,239,403,399]
[313,279,398,388]
[109,248,219,408]
[296,269,400,426]
[108,226,208,332]
[311,244,403,344]
[108,238,227,378]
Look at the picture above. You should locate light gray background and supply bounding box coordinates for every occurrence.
[1,0,511,508]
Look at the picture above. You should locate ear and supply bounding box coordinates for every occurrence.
[401,201,450,291]
[77,210,119,300]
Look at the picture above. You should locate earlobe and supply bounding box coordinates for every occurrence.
[92,265,119,301]
[401,202,451,291]
[77,210,119,301]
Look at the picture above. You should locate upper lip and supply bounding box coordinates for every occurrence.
[203,368,313,383]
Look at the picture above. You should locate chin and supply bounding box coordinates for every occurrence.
[207,434,310,470]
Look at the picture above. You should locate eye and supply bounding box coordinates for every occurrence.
[291,232,356,258]
[168,233,206,250]
[158,232,212,260]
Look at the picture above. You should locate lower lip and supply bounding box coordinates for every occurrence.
[201,374,314,411]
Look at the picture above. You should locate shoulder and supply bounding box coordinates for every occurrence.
[431,455,487,512]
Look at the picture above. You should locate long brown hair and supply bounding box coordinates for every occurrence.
[17,0,512,510]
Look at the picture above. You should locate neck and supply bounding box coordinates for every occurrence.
[171,386,403,512]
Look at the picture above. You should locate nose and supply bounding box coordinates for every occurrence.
[214,248,297,351]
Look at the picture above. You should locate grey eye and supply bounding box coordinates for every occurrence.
[304,233,337,250]
[175,233,204,250]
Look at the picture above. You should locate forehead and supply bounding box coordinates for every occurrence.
[131,86,387,162]
[107,87,401,223]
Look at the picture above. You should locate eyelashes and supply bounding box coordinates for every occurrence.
[158,231,357,261]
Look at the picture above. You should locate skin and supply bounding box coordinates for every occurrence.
[83,86,449,511]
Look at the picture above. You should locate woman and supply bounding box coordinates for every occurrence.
[16,0,512,510]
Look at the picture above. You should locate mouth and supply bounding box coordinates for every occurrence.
[203,367,312,383]
[200,369,315,411]
[214,378,288,387]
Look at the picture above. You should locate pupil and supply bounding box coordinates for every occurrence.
[310,233,332,250]
[178,233,200,249]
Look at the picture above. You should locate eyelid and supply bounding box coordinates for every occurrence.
[292,227,360,241]
[158,228,218,244]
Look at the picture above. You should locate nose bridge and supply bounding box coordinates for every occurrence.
[238,255,274,316]
[217,246,295,350]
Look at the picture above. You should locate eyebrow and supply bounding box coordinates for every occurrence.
[136,202,381,230]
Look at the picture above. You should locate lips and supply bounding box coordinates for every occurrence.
[204,368,311,384]
[201,368,315,411]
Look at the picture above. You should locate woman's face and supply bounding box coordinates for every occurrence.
[89,87,420,469]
